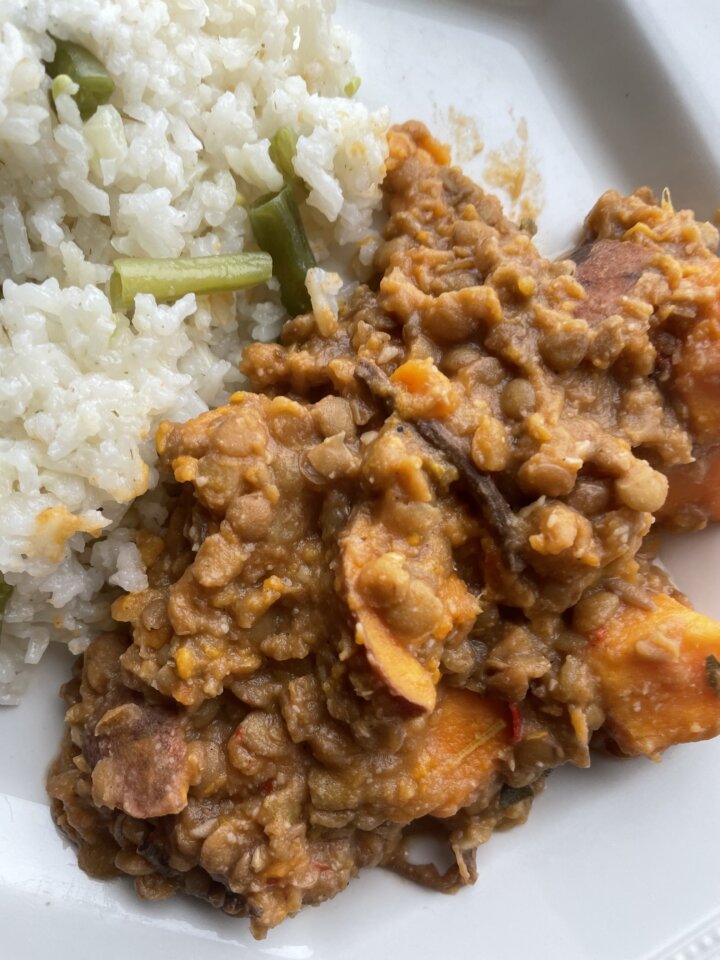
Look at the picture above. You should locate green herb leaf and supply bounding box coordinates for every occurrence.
[705,654,720,696]
[499,783,534,809]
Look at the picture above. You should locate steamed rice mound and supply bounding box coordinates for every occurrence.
[0,0,389,702]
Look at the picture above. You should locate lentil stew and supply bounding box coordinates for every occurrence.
[48,123,720,938]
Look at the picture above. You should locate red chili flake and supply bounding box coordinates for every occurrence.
[263,779,274,794]
[509,703,523,743]
[312,861,332,873]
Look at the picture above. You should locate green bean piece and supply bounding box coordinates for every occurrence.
[344,76,361,97]
[249,186,316,317]
[109,252,273,311]
[50,73,75,101]
[46,37,115,121]
[269,127,300,186]
[706,654,720,696]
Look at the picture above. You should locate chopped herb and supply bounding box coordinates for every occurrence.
[249,185,316,317]
[499,783,534,809]
[344,75,361,97]
[705,654,720,696]
[46,37,115,121]
[109,252,273,311]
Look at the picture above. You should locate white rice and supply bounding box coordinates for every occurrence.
[0,0,389,703]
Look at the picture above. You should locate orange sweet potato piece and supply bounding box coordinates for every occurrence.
[313,689,509,823]
[586,594,720,757]
[403,688,510,818]
[661,445,720,525]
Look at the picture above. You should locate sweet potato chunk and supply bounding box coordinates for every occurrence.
[661,445,720,526]
[587,594,720,757]
[404,688,509,818]
[310,688,509,823]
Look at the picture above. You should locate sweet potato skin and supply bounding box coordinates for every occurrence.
[586,594,720,757]
[340,502,480,714]
[573,238,653,324]
[357,612,438,714]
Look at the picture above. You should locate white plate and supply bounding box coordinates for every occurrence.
[3,2,720,957]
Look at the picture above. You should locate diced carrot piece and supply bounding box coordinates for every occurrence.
[391,357,459,419]
[586,594,720,757]
[661,445,720,525]
[387,123,451,174]
[402,688,510,819]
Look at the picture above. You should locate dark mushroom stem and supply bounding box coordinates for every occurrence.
[354,359,525,572]
[381,836,478,892]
